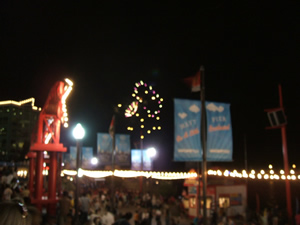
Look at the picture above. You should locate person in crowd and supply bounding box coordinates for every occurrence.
[80,192,91,224]
[21,184,31,205]
[140,208,150,225]
[0,200,32,225]
[91,196,101,212]
[272,204,279,225]
[133,209,140,225]
[151,194,157,208]
[169,199,181,225]
[210,210,218,225]
[193,214,203,225]
[102,205,115,225]
[155,207,162,225]
[113,212,132,225]
[2,184,13,200]
[68,190,75,216]
[164,204,170,225]
[89,208,102,225]
[58,191,72,225]
[101,192,106,206]
[6,169,14,185]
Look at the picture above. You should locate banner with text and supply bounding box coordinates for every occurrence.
[131,149,142,170]
[142,149,153,171]
[66,146,94,169]
[206,102,233,161]
[131,149,153,171]
[97,133,113,166]
[62,153,72,170]
[81,147,93,169]
[97,133,131,167]
[174,99,232,161]
[68,146,77,169]
[115,134,131,166]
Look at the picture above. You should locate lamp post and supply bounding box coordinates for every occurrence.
[140,147,157,193]
[72,123,85,225]
[148,147,157,193]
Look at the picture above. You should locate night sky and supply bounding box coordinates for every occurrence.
[1,2,299,171]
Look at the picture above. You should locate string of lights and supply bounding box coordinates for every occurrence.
[0,98,41,111]
[47,166,300,181]
[16,166,300,181]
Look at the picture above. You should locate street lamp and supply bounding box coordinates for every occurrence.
[147,147,157,193]
[72,123,85,225]
[146,147,157,158]
[73,123,85,140]
[91,157,98,165]
[140,147,157,193]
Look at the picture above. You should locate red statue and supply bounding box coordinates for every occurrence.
[28,78,73,215]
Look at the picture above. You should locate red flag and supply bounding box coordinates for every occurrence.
[184,70,201,92]
[109,115,115,137]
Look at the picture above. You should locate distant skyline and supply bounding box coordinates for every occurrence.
[1,2,299,171]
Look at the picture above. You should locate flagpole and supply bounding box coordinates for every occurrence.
[110,115,116,213]
[200,65,208,225]
[140,130,144,194]
[111,127,116,212]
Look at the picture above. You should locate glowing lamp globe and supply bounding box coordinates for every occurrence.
[91,157,98,165]
[147,147,157,158]
[73,123,85,140]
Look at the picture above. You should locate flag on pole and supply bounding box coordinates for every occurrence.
[109,115,115,137]
[184,70,201,92]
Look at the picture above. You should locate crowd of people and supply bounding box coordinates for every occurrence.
[55,188,185,225]
[0,166,187,225]
[1,166,298,225]
[0,167,42,225]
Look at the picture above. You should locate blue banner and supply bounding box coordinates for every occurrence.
[69,146,77,169]
[81,147,93,169]
[174,99,202,161]
[130,149,153,171]
[174,99,232,161]
[67,146,94,169]
[62,153,71,169]
[131,149,142,170]
[142,150,153,171]
[97,133,131,167]
[97,133,113,166]
[115,134,131,166]
[206,102,232,161]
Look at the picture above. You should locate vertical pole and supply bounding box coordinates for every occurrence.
[74,141,80,225]
[197,160,200,218]
[29,157,35,195]
[244,135,248,171]
[37,116,44,144]
[111,121,116,213]
[48,152,57,216]
[139,131,144,194]
[35,151,44,211]
[278,84,292,224]
[57,153,62,196]
[200,65,207,225]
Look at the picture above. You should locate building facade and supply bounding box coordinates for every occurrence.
[0,98,41,162]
